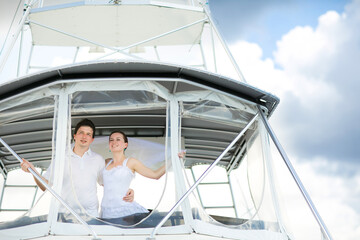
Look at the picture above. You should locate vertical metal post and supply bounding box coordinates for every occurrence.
[26,44,34,74]
[169,98,193,229]
[0,177,7,211]
[227,174,239,218]
[210,24,217,73]
[199,41,208,70]
[17,27,24,77]
[73,47,80,63]
[257,105,333,240]
[0,160,7,179]
[190,167,205,208]
[154,46,161,61]
[47,89,69,230]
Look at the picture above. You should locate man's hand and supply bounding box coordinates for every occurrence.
[21,158,36,173]
[123,188,134,202]
[20,158,48,191]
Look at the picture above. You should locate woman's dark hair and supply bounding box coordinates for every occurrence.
[74,118,96,138]
[109,130,128,143]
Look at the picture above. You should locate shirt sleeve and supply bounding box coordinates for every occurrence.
[97,157,105,186]
[42,163,52,181]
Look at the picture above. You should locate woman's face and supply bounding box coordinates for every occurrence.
[109,132,128,152]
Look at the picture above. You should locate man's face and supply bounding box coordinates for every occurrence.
[73,126,94,149]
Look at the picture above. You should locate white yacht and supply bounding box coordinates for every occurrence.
[0,1,332,240]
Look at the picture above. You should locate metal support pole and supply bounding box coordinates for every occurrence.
[0,137,101,240]
[227,174,239,218]
[257,105,333,240]
[0,176,7,211]
[0,0,33,73]
[26,44,34,74]
[0,159,7,179]
[199,41,208,70]
[147,113,258,240]
[121,18,208,52]
[154,46,160,61]
[210,24,217,73]
[73,47,80,63]
[190,168,205,208]
[17,26,24,77]
[97,17,208,60]
[28,20,141,60]
[203,5,247,83]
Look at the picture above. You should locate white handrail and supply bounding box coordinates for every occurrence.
[147,113,258,239]
[0,137,101,240]
[257,105,333,240]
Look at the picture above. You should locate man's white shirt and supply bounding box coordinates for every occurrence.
[43,148,104,217]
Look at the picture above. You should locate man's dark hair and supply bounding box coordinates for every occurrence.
[74,118,96,138]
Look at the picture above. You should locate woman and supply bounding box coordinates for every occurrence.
[101,130,184,219]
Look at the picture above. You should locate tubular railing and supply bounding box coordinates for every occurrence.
[257,105,333,240]
[0,137,101,240]
[147,113,259,239]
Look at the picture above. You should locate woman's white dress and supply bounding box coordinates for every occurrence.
[101,158,149,218]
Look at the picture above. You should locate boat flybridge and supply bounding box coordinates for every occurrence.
[0,0,333,240]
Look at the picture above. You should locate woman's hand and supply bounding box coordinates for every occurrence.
[178,150,186,159]
[123,188,134,202]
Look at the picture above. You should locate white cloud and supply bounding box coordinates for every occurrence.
[270,1,359,163]
[228,41,289,94]
[225,1,360,240]
[294,158,360,240]
[274,11,343,74]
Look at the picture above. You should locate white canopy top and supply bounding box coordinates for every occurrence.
[29,1,206,47]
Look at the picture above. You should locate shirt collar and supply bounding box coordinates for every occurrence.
[70,146,94,158]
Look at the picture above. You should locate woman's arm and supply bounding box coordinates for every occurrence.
[128,151,185,180]
[129,158,166,180]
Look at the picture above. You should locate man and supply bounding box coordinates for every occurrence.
[21,118,134,217]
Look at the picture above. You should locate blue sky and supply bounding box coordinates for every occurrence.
[209,0,360,239]
[209,0,349,59]
[210,0,359,167]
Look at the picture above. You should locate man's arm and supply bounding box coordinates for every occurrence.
[21,158,48,191]
[123,188,134,202]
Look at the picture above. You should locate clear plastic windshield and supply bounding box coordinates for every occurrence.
[54,89,187,229]
[0,94,56,232]
[180,100,284,234]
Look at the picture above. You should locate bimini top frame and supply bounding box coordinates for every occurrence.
[0,61,278,111]
[0,60,279,174]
